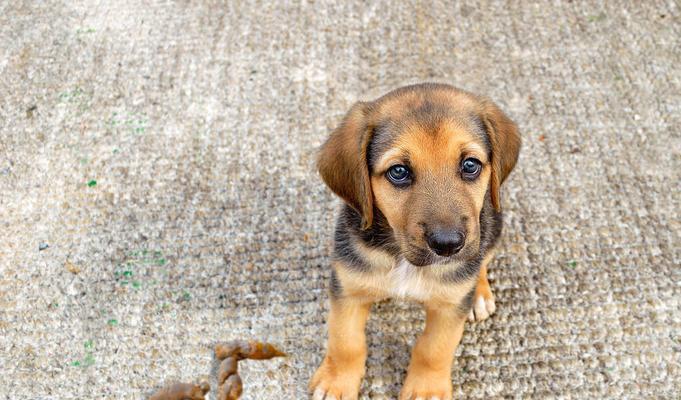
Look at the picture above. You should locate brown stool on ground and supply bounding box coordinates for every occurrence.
[149,382,210,400]
[214,341,286,400]
[148,340,285,400]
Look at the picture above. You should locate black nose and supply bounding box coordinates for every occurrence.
[426,229,465,257]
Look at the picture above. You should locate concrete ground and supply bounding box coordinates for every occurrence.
[1,1,679,399]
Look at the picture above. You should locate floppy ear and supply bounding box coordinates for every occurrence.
[480,100,521,212]
[317,102,375,229]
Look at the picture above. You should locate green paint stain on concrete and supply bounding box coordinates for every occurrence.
[84,340,93,349]
[87,180,97,187]
[107,319,118,326]
[76,27,96,34]
[588,13,606,22]
[113,248,166,292]
[567,260,577,268]
[109,112,148,134]
[71,354,95,368]
[158,303,172,312]
[58,88,84,101]
[83,354,95,367]
[125,249,166,265]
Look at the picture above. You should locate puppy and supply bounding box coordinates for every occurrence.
[310,83,521,400]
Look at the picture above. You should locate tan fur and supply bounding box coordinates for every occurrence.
[401,306,467,400]
[309,298,371,400]
[371,124,491,255]
[476,250,496,303]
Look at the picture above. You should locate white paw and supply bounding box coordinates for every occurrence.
[467,294,496,322]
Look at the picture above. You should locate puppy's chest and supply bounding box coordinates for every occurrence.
[378,260,469,303]
[337,245,473,304]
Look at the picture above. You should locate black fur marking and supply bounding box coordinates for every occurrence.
[478,189,503,254]
[471,114,492,159]
[409,101,451,129]
[329,268,343,299]
[333,214,370,272]
[343,205,400,253]
[333,205,400,272]
[367,120,401,171]
[458,285,477,314]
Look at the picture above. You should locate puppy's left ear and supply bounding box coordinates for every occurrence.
[317,102,375,229]
[480,100,521,211]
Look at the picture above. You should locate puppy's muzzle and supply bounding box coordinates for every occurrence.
[425,228,466,257]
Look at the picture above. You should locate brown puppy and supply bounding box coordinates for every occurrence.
[310,83,520,400]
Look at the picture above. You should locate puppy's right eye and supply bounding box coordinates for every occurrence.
[386,165,412,187]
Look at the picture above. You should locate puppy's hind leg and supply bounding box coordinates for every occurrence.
[468,251,497,322]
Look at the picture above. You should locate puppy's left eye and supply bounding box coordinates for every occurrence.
[461,158,482,180]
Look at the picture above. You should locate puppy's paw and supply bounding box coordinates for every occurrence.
[310,357,363,400]
[467,276,496,322]
[400,367,452,400]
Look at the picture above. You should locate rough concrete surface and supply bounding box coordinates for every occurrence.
[0,1,679,399]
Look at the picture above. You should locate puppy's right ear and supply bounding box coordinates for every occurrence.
[317,102,375,229]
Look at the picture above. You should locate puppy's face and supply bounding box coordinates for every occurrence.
[369,114,490,266]
[318,84,520,267]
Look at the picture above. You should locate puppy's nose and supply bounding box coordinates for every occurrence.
[426,228,465,257]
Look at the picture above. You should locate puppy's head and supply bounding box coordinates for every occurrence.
[318,83,520,266]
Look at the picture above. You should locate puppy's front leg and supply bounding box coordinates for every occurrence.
[469,251,497,322]
[400,304,468,400]
[310,297,372,400]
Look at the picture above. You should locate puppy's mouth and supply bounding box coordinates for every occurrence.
[403,241,479,267]
[404,251,455,267]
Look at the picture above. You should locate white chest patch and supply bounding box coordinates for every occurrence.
[386,259,436,301]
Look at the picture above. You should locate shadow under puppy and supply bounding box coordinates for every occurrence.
[310,83,521,400]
